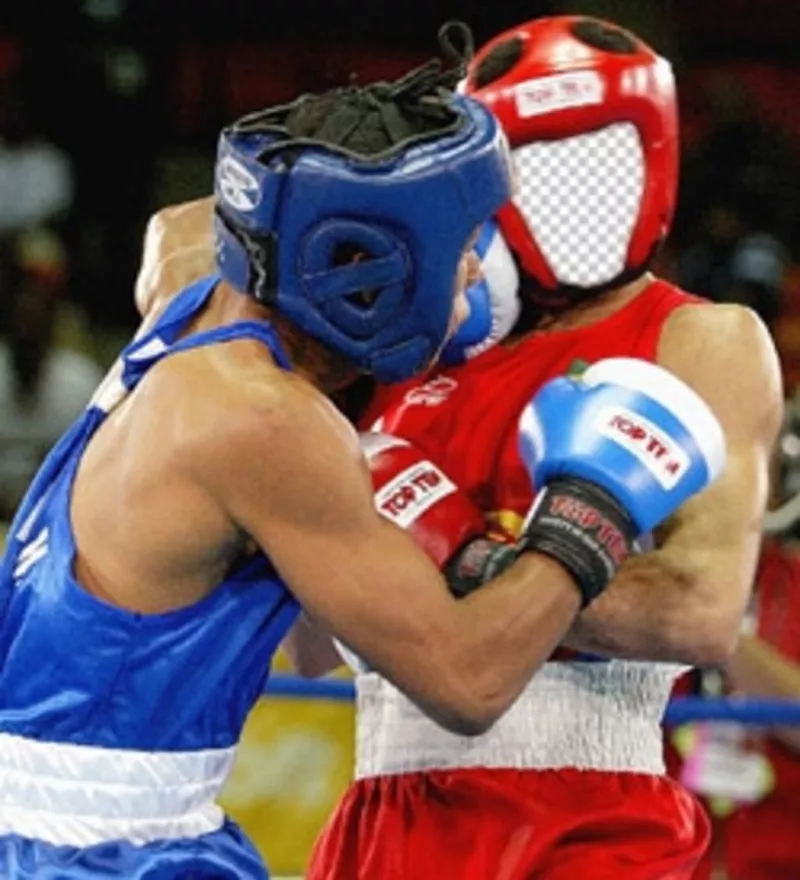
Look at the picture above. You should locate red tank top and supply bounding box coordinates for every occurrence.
[363,279,703,537]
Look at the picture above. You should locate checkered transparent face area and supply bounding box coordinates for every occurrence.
[512,122,645,287]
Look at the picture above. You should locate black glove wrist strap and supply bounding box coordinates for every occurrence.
[444,538,518,598]
[519,477,638,607]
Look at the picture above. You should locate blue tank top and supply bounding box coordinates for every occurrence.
[0,277,301,754]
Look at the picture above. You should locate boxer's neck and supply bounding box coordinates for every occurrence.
[537,272,654,334]
[196,281,358,394]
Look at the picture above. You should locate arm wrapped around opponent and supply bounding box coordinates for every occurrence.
[337,357,725,676]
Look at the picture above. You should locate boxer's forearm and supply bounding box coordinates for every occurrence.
[725,635,800,752]
[449,551,581,728]
[561,549,740,666]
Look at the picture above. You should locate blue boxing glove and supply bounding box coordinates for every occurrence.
[517,357,726,607]
[440,219,520,365]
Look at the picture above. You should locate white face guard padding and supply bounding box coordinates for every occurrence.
[512,122,645,288]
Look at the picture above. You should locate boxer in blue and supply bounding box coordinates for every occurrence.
[0,59,723,879]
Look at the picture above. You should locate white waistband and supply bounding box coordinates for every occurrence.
[0,730,236,847]
[355,661,683,779]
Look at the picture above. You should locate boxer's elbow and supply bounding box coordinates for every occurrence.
[401,629,526,735]
[680,626,738,668]
[452,699,508,736]
[429,698,498,737]
[700,614,742,666]
[664,600,741,667]
[639,552,744,666]
[429,668,515,736]
[420,668,506,736]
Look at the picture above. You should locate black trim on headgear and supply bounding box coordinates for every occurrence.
[470,18,639,94]
[570,18,639,54]
[471,37,525,90]
[213,205,279,304]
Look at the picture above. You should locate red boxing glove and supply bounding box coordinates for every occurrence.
[360,432,486,567]
[335,433,489,673]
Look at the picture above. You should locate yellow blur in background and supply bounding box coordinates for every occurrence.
[219,652,355,878]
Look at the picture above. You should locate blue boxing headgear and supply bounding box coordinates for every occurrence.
[213,73,513,383]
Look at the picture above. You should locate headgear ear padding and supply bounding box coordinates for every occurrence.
[214,68,513,384]
[466,16,678,303]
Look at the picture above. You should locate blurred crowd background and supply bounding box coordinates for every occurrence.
[1,0,800,877]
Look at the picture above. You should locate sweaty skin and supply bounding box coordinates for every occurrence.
[76,199,586,738]
[282,282,782,672]
[134,200,781,677]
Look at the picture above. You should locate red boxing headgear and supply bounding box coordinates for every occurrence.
[464,16,678,306]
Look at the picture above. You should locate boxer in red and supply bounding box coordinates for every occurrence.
[302,16,783,880]
[130,18,782,878]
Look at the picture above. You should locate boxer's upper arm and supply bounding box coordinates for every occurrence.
[652,303,783,646]
[194,374,475,724]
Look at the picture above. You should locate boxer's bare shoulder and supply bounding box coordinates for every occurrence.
[70,334,325,615]
[185,344,366,536]
[180,337,361,489]
[657,301,782,436]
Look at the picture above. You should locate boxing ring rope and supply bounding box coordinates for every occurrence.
[263,673,800,726]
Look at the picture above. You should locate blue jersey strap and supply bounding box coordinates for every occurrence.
[167,321,292,369]
[121,276,292,388]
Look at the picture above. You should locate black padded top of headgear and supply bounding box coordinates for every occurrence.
[570,18,639,54]
[471,36,524,90]
[226,59,465,166]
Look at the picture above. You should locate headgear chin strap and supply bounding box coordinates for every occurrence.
[213,82,512,383]
[465,16,678,310]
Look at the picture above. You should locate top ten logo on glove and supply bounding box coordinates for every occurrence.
[598,407,689,490]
